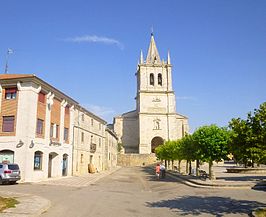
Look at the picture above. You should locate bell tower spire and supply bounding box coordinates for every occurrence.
[140,50,144,64]
[167,50,171,65]
[146,33,161,64]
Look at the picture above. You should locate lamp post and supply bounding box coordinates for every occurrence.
[4,48,13,74]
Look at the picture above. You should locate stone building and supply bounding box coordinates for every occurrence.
[0,74,118,182]
[104,128,118,170]
[114,34,189,155]
[72,106,118,175]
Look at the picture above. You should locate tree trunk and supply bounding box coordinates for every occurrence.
[196,159,200,176]
[165,160,167,169]
[186,161,189,174]
[189,161,192,175]
[178,160,181,173]
[209,161,215,180]
[171,160,174,170]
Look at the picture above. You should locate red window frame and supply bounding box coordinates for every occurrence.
[2,116,15,132]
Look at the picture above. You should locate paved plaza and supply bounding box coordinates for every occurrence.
[1,165,266,217]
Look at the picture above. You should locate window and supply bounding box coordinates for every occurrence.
[56,125,59,138]
[38,92,45,103]
[64,128,69,141]
[50,123,54,138]
[99,123,101,130]
[81,132,84,143]
[81,114,85,122]
[34,151,43,170]
[91,135,93,144]
[36,119,44,135]
[65,106,70,115]
[5,88,17,100]
[80,154,84,163]
[91,119,94,126]
[99,138,101,148]
[150,73,154,85]
[2,116,15,132]
[158,73,162,86]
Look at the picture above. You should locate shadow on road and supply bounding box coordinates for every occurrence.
[216,175,266,182]
[140,166,180,183]
[146,196,266,216]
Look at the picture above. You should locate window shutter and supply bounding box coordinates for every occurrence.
[3,116,15,132]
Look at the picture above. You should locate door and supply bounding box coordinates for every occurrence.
[62,154,68,176]
[48,154,52,178]
[0,150,14,163]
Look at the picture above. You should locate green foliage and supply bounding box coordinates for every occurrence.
[179,134,199,161]
[155,140,181,161]
[229,102,266,166]
[0,196,19,212]
[117,143,123,153]
[192,125,230,163]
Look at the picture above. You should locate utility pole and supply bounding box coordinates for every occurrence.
[4,48,13,74]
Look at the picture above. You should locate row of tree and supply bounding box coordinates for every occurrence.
[155,102,266,180]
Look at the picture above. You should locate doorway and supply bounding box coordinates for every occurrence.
[48,152,58,178]
[0,150,14,163]
[151,137,164,153]
[62,154,68,176]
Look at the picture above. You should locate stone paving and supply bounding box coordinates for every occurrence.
[32,167,121,188]
[0,167,121,216]
[0,165,265,216]
[0,191,50,217]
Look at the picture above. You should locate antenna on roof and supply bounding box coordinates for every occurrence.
[4,48,14,74]
[151,26,154,36]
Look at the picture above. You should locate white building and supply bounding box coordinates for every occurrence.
[0,74,118,182]
[114,34,189,154]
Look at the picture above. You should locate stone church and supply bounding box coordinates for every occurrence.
[114,34,189,155]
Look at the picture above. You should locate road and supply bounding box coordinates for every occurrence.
[1,166,266,217]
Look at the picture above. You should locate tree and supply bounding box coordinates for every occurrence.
[193,125,230,179]
[155,140,181,169]
[179,134,200,175]
[229,102,266,166]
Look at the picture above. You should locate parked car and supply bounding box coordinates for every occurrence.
[0,163,21,184]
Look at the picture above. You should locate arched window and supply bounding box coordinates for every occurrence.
[158,73,162,86]
[150,73,154,86]
[34,151,43,170]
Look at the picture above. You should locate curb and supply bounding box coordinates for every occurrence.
[166,171,253,189]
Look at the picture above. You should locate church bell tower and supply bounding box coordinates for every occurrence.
[136,33,181,154]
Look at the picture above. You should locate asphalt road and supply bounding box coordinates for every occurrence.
[2,166,266,217]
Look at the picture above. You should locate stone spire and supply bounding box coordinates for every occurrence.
[140,50,144,64]
[167,50,171,65]
[146,33,161,64]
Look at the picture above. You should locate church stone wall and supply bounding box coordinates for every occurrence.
[117,153,157,166]
[122,116,139,153]
[139,114,169,153]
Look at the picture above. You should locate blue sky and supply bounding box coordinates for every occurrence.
[1,0,265,132]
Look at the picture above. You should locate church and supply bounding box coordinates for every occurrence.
[114,34,189,155]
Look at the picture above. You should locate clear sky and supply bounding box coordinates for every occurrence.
[1,0,265,132]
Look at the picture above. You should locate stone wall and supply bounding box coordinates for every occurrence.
[117,153,158,166]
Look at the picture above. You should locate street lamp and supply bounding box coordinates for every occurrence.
[4,48,13,74]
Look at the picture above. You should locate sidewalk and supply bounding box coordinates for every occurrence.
[167,164,266,189]
[0,167,121,217]
[33,166,121,187]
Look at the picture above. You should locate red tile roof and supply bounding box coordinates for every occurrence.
[0,74,35,80]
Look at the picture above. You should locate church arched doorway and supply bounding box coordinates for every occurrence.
[151,137,164,153]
